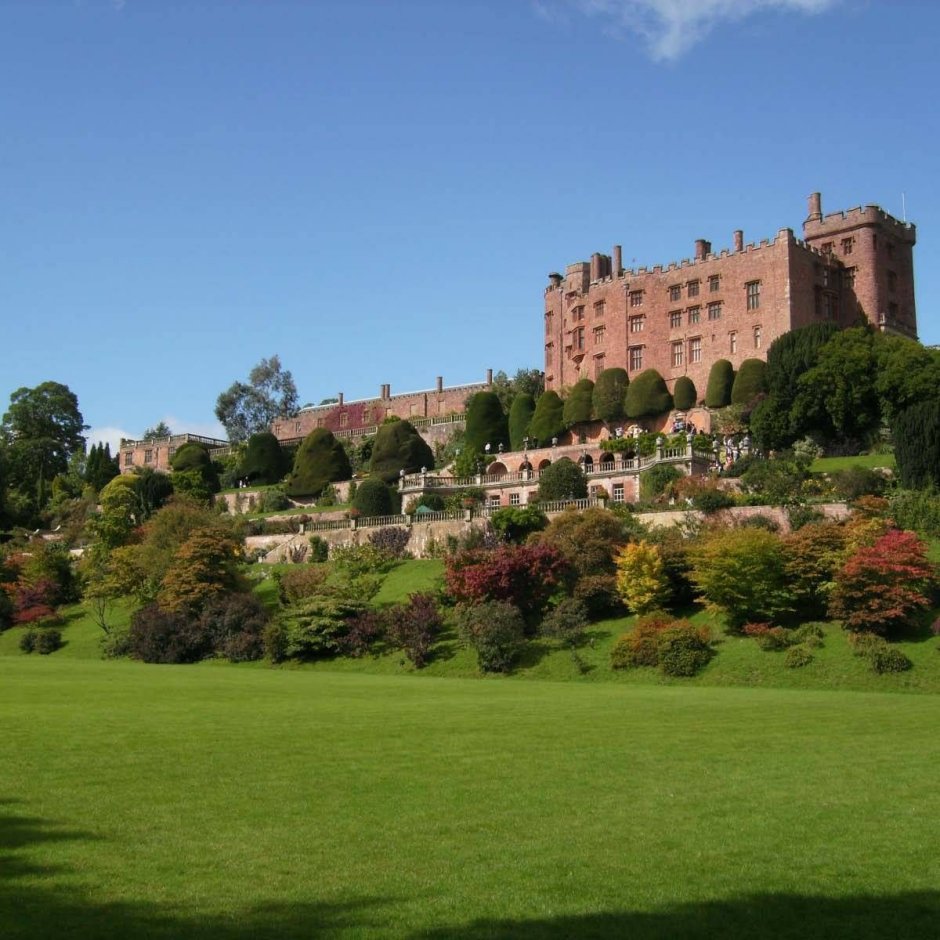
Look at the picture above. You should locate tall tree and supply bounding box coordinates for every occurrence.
[214,355,299,443]
[562,378,595,428]
[1,381,87,511]
[142,421,172,440]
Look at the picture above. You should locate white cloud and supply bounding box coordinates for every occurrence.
[559,0,841,60]
[87,426,134,454]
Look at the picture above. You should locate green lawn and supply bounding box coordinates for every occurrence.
[1,659,939,939]
[810,453,896,473]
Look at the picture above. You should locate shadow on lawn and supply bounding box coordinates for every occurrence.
[4,800,940,939]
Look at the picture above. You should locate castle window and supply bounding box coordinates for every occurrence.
[488,495,501,509]
[629,346,644,371]
[629,290,644,307]
[594,301,605,318]
[746,281,761,310]
[124,452,134,467]
[754,326,762,349]
[572,305,585,321]
[888,302,899,320]
[729,332,737,355]
[362,410,371,424]
[339,413,348,427]
[888,270,898,292]
[821,267,830,288]
[887,241,895,258]
[575,327,585,350]
[629,315,646,333]
[688,306,701,325]
[545,342,554,366]
[593,325,605,344]
[509,493,521,506]
[822,293,838,320]
[689,337,702,363]
[144,449,153,465]
[671,342,684,367]
[845,267,856,289]
[842,237,854,255]
[669,284,681,302]
[709,275,721,293]
[708,302,723,321]
[594,354,605,378]
[612,483,624,503]
[295,421,302,433]
[669,310,682,329]
[545,312,553,333]
[687,279,700,298]
[317,418,324,427]
[821,242,833,255]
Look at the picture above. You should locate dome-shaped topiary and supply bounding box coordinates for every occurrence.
[592,368,629,424]
[528,391,565,446]
[625,370,673,419]
[673,376,697,411]
[241,432,289,485]
[562,378,595,428]
[463,392,510,455]
[705,359,735,408]
[352,477,396,517]
[731,358,768,406]
[508,393,535,451]
[369,419,435,483]
[285,428,352,498]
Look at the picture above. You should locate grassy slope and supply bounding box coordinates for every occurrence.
[2,659,939,939]
[810,453,896,472]
[3,559,939,695]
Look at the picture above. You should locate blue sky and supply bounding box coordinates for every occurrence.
[2,0,937,449]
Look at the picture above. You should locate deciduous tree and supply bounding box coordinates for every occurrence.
[214,355,299,443]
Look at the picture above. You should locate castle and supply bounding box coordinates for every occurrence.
[117,191,917,475]
[543,192,917,396]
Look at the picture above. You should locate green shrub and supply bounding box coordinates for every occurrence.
[352,478,395,517]
[784,644,814,668]
[889,488,940,538]
[260,488,290,512]
[562,378,595,428]
[537,458,588,501]
[241,432,289,485]
[705,359,735,408]
[672,376,697,411]
[455,600,526,674]
[369,419,435,483]
[625,370,672,419]
[386,593,442,668]
[308,536,329,562]
[280,596,368,659]
[276,565,330,604]
[463,391,510,455]
[330,542,395,578]
[19,629,37,654]
[367,526,412,558]
[573,573,622,620]
[692,486,735,512]
[263,621,288,663]
[657,622,713,677]
[870,646,913,674]
[528,391,565,447]
[508,393,535,450]
[592,368,629,424]
[489,506,548,543]
[730,359,767,406]
[610,611,673,669]
[831,466,887,500]
[639,464,683,501]
[793,623,825,644]
[286,429,352,498]
[33,628,63,655]
[891,398,940,489]
[540,597,589,646]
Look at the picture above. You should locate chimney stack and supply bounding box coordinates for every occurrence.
[695,239,711,261]
[338,392,344,406]
[436,376,443,393]
[733,230,744,252]
[612,245,622,276]
[486,368,493,386]
[590,252,601,281]
[807,192,822,222]
[548,272,563,288]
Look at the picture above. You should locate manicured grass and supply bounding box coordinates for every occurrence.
[810,453,896,473]
[2,659,939,939]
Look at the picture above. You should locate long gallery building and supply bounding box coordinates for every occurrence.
[543,192,917,395]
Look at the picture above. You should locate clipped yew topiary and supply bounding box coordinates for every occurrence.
[625,370,673,419]
[285,428,352,498]
[731,358,768,406]
[528,390,565,446]
[369,419,435,483]
[536,458,588,501]
[562,378,595,428]
[170,442,219,494]
[241,431,289,485]
[894,398,940,489]
[352,477,396,518]
[508,393,536,451]
[673,376,697,411]
[705,359,735,408]
[592,368,629,424]
[463,391,510,455]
